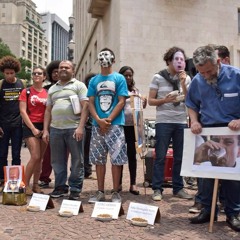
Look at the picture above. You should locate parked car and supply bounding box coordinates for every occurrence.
[144,120,156,148]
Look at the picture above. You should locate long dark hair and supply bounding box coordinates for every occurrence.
[119,66,135,91]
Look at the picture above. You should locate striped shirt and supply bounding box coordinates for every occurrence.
[149,72,190,124]
[47,78,88,129]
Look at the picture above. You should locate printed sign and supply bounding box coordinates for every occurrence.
[91,202,123,219]
[126,202,161,225]
[59,199,83,215]
[28,193,50,211]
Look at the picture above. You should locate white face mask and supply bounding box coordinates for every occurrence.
[97,51,114,68]
[172,51,186,72]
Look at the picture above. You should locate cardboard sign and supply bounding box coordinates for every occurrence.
[91,202,124,219]
[126,202,161,225]
[28,193,50,211]
[59,199,83,215]
[130,95,142,110]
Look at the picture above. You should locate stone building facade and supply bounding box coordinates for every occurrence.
[73,0,240,118]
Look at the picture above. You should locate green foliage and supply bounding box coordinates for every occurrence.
[0,38,15,59]
[0,39,32,84]
[17,58,32,84]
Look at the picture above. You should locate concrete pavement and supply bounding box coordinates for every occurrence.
[0,146,239,240]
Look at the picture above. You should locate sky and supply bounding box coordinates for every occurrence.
[32,0,73,25]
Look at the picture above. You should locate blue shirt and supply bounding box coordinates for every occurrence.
[186,64,240,125]
[87,72,129,126]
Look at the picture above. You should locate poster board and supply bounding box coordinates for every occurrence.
[131,95,145,154]
[181,127,240,180]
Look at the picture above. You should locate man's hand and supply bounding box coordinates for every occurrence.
[98,118,111,134]
[178,70,187,84]
[190,121,202,134]
[194,140,223,164]
[73,127,84,141]
[42,130,49,144]
[228,119,240,131]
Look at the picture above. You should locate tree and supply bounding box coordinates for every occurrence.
[17,58,32,85]
[0,39,32,83]
[0,38,14,59]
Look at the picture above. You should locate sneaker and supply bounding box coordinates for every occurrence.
[39,181,50,188]
[111,191,122,203]
[152,190,162,201]
[50,187,68,198]
[189,202,203,213]
[111,185,122,194]
[174,189,193,199]
[69,191,80,200]
[88,190,105,203]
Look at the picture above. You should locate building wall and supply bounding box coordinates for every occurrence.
[40,12,69,62]
[73,0,240,118]
[0,0,49,68]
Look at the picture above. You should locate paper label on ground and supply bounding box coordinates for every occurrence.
[59,199,81,215]
[91,202,121,219]
[29,193,50,211]
[126,202,159,225]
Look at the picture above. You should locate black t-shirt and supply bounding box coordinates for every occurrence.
[0,79,25,127]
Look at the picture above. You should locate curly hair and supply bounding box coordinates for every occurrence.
[0,56,21,73]
[163,47,186,66]
[46,60,61,82]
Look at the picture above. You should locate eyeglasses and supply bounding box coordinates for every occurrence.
[32,72,43,76]
[212,84,223,101]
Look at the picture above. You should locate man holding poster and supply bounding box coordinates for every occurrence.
[186,45,240,232]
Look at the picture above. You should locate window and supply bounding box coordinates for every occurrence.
[2,13,5,17]
[89,52,92,71]
[94,41,97,62]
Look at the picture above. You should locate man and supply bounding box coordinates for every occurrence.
[148,46,193,201]
[186,45,240,232]
[39,60,60,188]
[0,56,25,185]
[215,45,230,65]
[189,45,231,214]
[42,60,88,200]
[194,135,240,168]
[88,48,128,203]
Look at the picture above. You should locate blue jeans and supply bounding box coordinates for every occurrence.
[0,125,22,180]
[50,127,84,193]
[195,178,203,203]
[201,178,240,217]
[152,123,187,194]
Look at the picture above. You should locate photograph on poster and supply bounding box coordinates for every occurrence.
[181,127,240,181]
[4,166,23,192]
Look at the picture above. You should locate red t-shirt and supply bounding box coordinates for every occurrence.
[19,86,48,123]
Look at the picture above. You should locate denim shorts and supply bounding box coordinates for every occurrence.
[22,122,43,139]
[89,125,128,165]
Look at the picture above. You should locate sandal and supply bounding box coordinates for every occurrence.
[26,186,33,196]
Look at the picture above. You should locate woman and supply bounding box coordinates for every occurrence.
[39,60,60,188]
[119,66,147,195]
[19,67,48,195]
